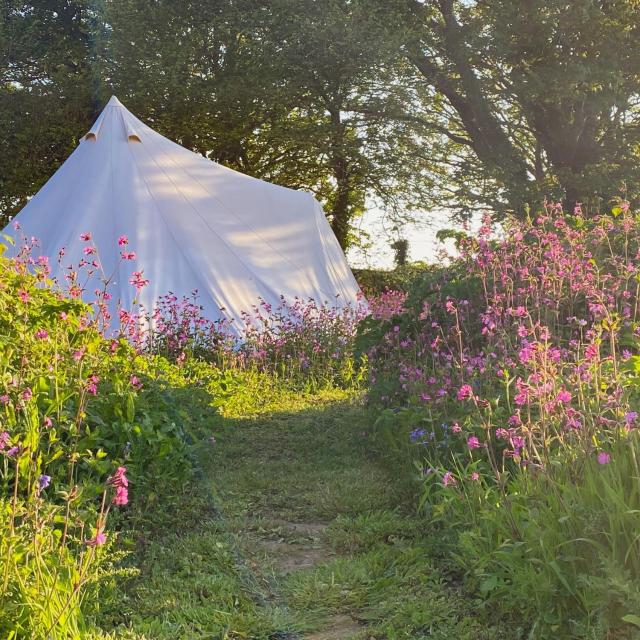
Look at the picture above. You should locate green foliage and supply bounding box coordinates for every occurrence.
[0,0,100,218]
[6,0,640,235]
[0,255,221,638]
[353,262,432,296]
[1,0,443,247]
[362,207,640,637]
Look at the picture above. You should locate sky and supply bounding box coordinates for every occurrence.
[346,207,458,269]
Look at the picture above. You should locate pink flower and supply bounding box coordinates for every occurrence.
[108,466,129,505]
[508,414,521,426]
[467,436,481,450]
[585,343,599,361]
[442,471,457,487]
[457,384,474,401]
[18,289,30,303]
[118,235,129,246]
[130,375,142,390]
[445,300,456,313]
[83,246,97,255]
[113,485,128,506]
[0,395,9,406]
[43,417,52,428]
[597,451,611,465]
[0,431,9,450]
[80,232,92,241]
[518,345,535,364]
[121,251,136,260]
[35,328,49,340]
[452,423,462,433]
[129,271,149,291]
[73,349,85,361]
[86,375,99,395]
[110,466,128,486]
[470,472,480,481]
[85,531,107,546]
[556,390,572,404]
[21,388,32,402]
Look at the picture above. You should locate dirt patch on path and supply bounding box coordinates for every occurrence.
[257,538,328,574]
[252,519,331,574]
[305,614,363,640]
[252,521,365,637]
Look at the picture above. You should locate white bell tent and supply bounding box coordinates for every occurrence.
[4,96,363,334]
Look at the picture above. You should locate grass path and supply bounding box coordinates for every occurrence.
[99,392,504,639]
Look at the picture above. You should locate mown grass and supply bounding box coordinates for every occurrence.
[94,388,515,639]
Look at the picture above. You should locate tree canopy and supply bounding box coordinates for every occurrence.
[2,0,640,248]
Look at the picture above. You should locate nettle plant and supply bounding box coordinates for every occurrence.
[363,203,640,634]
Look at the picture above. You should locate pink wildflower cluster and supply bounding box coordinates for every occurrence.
[368,289,407,320]
[366,202,640,479]
[120,291,370,384]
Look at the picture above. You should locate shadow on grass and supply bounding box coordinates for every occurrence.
[94,394,512,640]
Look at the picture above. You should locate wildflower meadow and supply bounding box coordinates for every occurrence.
[360,202,640,637]
[3,202,640,639]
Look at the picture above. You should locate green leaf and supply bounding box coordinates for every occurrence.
[125,393,135,422]
[622,615,640,628]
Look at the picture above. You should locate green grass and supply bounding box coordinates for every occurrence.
[93,388,515,639]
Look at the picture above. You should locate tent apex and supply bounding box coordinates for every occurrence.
[106,95,124,108]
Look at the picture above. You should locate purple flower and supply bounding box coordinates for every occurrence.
[410,428,427,442]
[38,475,51,491]
[625,412,638,426]
[597,451,611,465]
[6,446,19,457]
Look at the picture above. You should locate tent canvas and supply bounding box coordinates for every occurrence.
[3,96,363,334]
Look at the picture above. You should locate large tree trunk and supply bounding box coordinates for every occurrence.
[408,0,533,214]
[328,106,351,250]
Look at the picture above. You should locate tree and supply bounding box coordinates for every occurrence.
[386,0,640,214]
[101,0,443,249]
[0,0,102,219]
